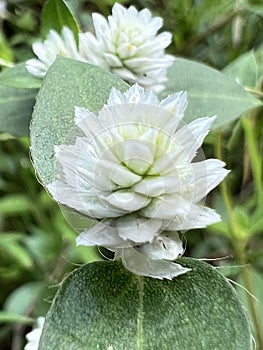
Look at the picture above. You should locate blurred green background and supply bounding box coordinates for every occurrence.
[0,0,263,349]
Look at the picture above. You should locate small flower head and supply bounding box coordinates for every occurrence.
[24,317,45,350]
[47,84,229,279]
[26,27,84,78]
[79,3,174,92]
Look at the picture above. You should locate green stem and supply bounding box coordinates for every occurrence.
[245,87,263,98]
[241,116,263,206]
[233,241,263,349]
[216,131,263,348]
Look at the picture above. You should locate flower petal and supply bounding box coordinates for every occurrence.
[173,116,216,162]
[191,159,230,202]
[138,231,184,260]
[164,205,221,231]
[116,247,190,279]
[103,189,150,212]
[116,214,162,243]
[47,180,125,218]
[76,221,131,248]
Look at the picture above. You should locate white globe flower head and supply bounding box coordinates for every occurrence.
[47,84,229,279]
[79,3,174,92]
[26,27,85,78]
[24,317,45,350]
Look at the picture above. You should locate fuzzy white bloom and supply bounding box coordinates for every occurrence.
[26,27,86,78]
[24,317,45,350]
[47,84,229,279]
[79,3,174,92]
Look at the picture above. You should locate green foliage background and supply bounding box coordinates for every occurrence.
[0,0,263,349]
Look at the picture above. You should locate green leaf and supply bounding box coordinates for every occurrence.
[41,0,79,42]
[4,282,44,315]
[0,31,14,63]
[162,58,261,129]
[39,258,252,350]
[0,233,33,269]
[0,63,41,89]
[30,57,128,185]
[0,84,37,136]
[0,194,32,215]
[223,51,259,88]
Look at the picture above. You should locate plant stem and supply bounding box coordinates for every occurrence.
[241,116,263,206]
[215,131,263,348]
[233,241,263,349]
[245,87,263,98]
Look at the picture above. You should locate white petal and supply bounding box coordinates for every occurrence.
[74,107,104,138]
[92,12,110,37]
[164,205,222,230]
[24,317,45,350]
[97,160,142,187]
[191,159,230,202]
[174,116,216,162]
[103,53,122,67]
[26,59,47,78]
[47,180,124,218]
[116,247,190,279]
[138,231,184,260]
[116,214,162,243]
[140,194,183,220]
[115,140,154,175]
[103,189,150,212]
[76,221,131,248]
[159,90,187,124]
[133,175,180,197]
[112,67,137,82]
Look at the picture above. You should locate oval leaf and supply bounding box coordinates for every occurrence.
[41,0,79,41]
[162,58,261,129]
[0,84,37,136]
[30,57,128,185]
[39,258,252,350]
[223,51,259,88]
[0,63,41,89]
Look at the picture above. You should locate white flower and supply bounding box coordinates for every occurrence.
[79,3,174,92]
[26,27,86,78]
[24,317,45,350]
[47,84,229,279]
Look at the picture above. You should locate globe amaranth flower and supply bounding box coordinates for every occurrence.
[26,27,86,78]
[47,84,229,279]
[24,317,45,350]
[26,4,174,91]
[79,3,174,92]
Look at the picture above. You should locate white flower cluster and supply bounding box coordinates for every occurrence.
[26,3,174,91]
[24,317,45,350]
[47,84,229,279]
[26,27,84,78]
